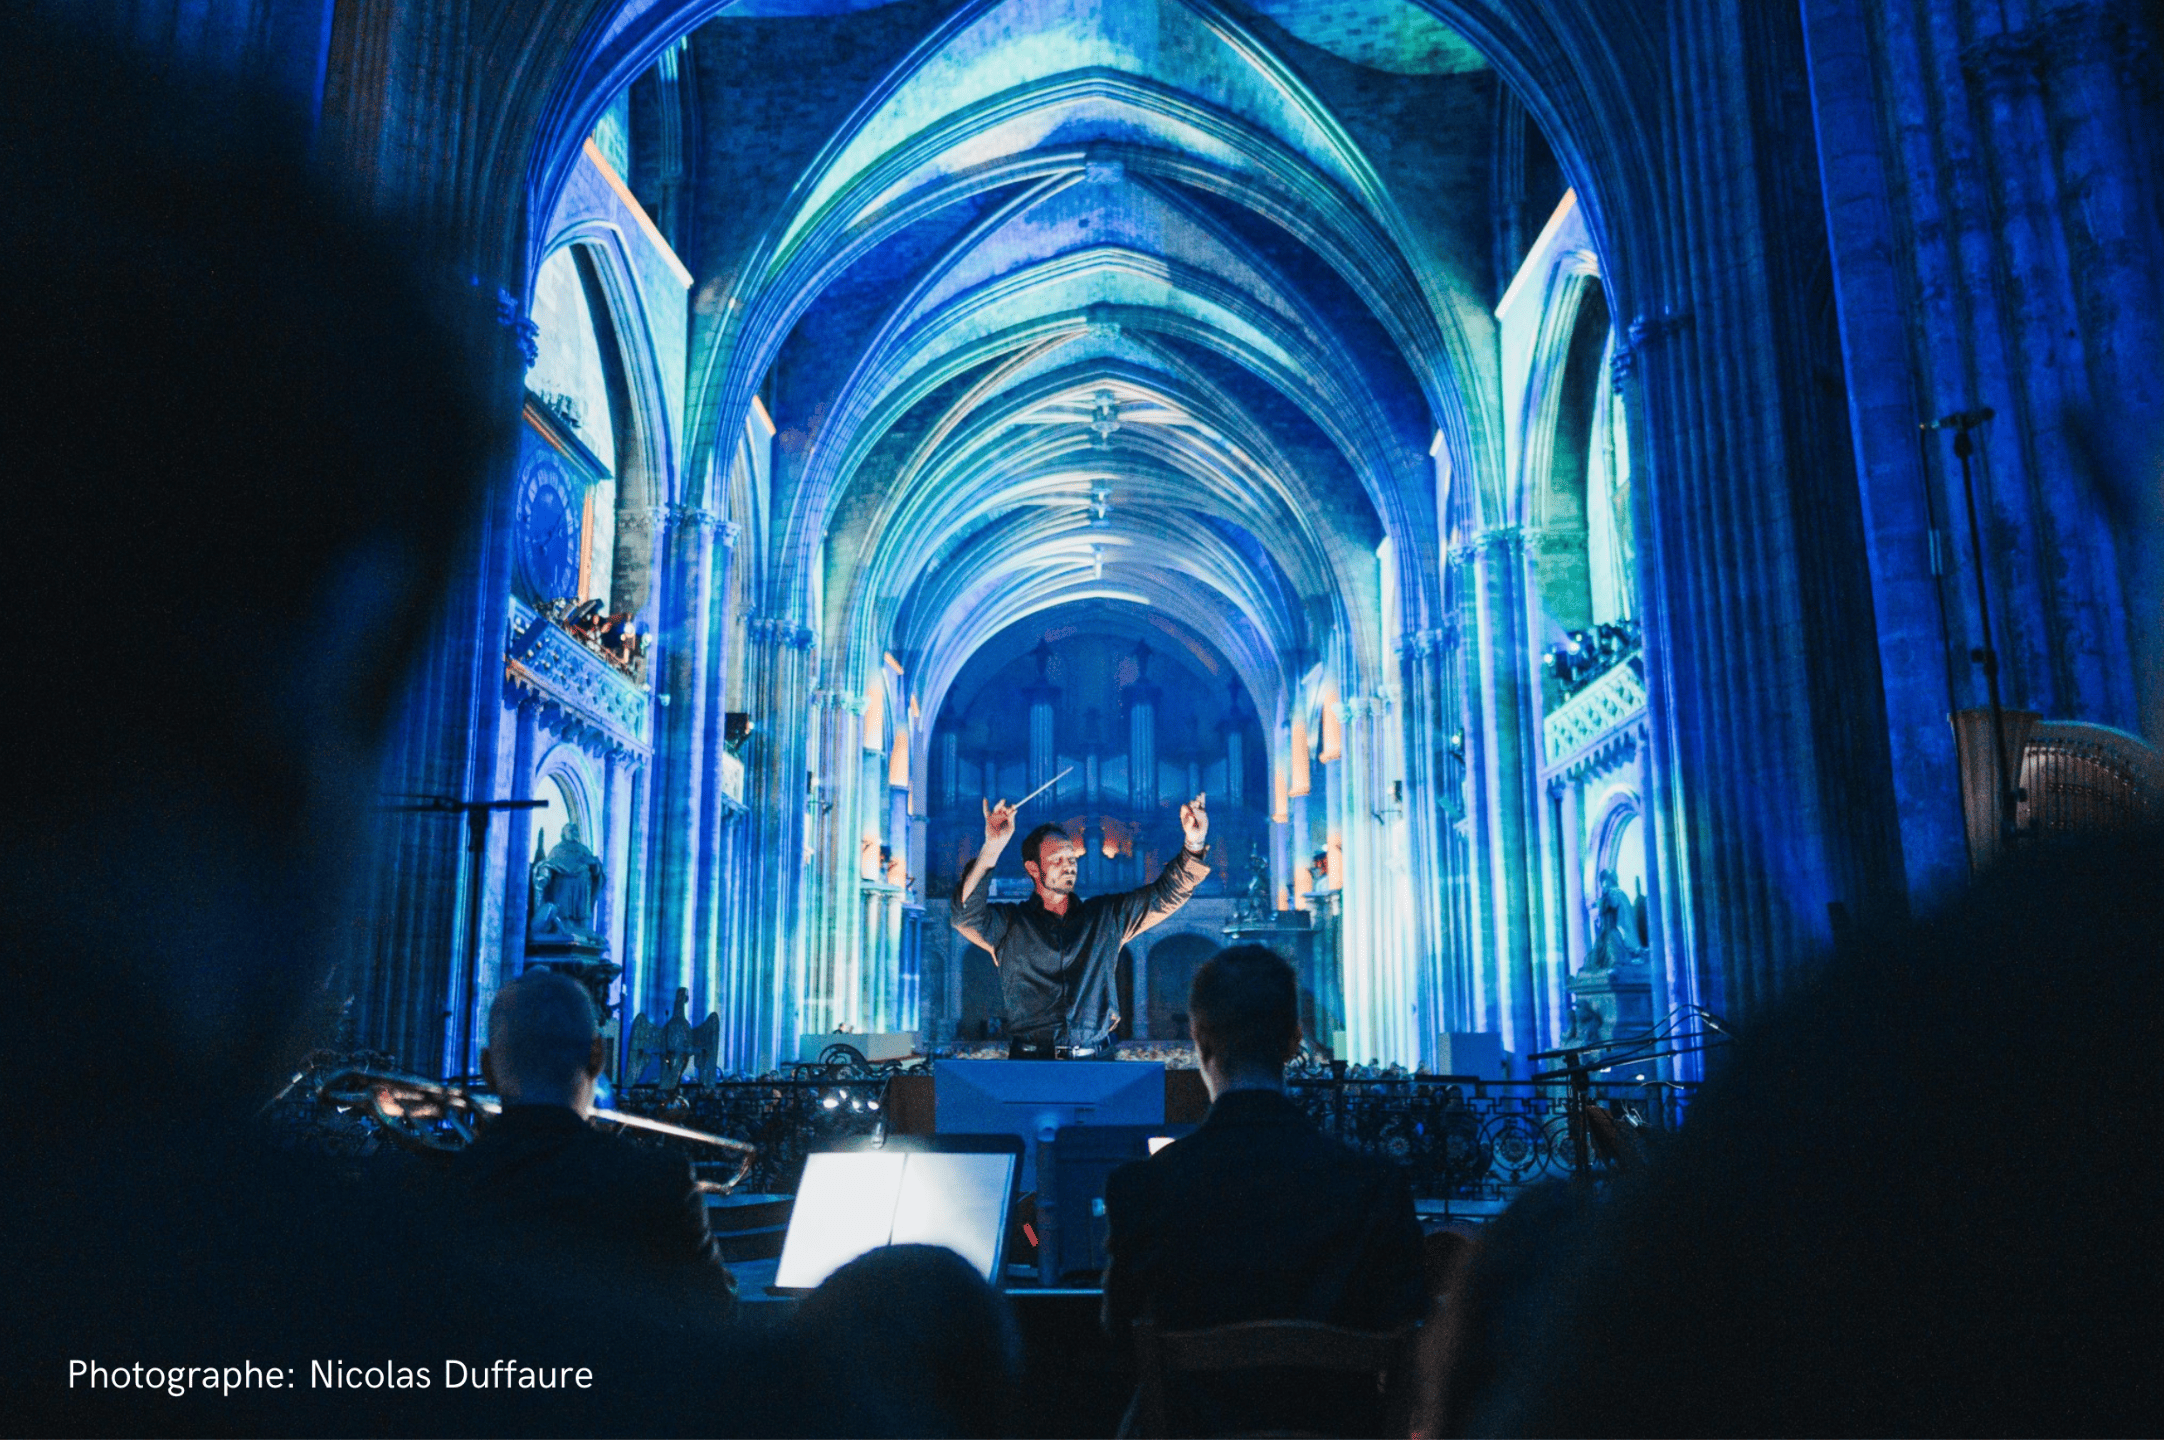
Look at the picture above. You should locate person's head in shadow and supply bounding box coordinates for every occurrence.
[1,6,502,1145]
[484,972,608,1113]
[1189,944,1303,1099]
[1455,833,2164,1436]
[795,1244,1023,1437]
[1410,1180,1594,1438]
[0,17,839,1436]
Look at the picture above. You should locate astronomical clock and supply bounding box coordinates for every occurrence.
[516,452,582,603]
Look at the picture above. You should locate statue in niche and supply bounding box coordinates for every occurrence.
[1584,868,1646,972]
[529,821,606,948]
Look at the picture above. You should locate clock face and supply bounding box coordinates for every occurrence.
[517,457,580,601]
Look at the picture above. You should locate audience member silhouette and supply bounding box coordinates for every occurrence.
[1410,1180,1594,1438]
[1102,944,1424,1435]
[459,972,736,1304]
[1433,835,2164,1437]
[0,15,851,1434]
[795,1244,1023,1438]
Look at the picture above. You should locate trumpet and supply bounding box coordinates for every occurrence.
[313,1067,758,1194]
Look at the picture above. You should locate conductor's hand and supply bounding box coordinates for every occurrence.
[1180,793,1208,851]
[983,797,1017,852]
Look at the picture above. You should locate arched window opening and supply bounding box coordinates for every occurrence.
[1587,336,1637,626]
[1531,281,1613,646]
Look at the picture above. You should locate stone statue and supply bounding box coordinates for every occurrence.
[1236,842,1271,922]
[529,821,606,946]
[626,987,719,1091]
[1585,867,1646,971]
[1563,995,1607,1049]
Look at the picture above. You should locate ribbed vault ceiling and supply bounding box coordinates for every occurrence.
[604,0,1506,733]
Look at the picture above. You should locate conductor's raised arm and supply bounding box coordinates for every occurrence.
[950,797,1017,959]
[1117,794,1211,942]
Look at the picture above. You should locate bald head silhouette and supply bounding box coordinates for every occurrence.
[482,971,606,1112]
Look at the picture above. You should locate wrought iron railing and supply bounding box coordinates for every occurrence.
[1285,1072,1693,1204]
[265,1043,1710,1208]
[611,1074,893,1194]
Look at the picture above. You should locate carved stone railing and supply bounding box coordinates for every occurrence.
[1544,655,1647,767]
[507,596,651,755]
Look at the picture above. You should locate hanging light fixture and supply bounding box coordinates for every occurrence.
[1088,482,1111,525]
[1088,388,1121,445]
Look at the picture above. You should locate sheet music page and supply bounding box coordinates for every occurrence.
[889,1152,1012,1281]
[774,1151,908,1289]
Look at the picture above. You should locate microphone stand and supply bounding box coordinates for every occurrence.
[1528,1010,1731,1175]
[1924,408,2021,853]
[380,794,546,1079]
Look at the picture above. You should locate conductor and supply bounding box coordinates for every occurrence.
[952,795,1209,1058]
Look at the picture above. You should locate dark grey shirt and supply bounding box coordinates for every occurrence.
[952,849,1208,1045]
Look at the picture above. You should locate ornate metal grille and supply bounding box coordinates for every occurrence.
[266,1057,1696,1207]
[1286,1074,1694,1202]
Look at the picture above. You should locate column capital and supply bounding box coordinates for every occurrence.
[1401,626,1451,658]
[667,504,722,531]
[496,287,540,370]
[1446,524,1523,567]
[748,614,817,650]
[1611,305,1693,385]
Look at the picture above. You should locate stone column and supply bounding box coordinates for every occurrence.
[1532,770,1562,1049]
[1083,744,1103,890]
[1024,682,1060,817]
[350,450,516,1075]
[859,737,892,1028]
[1399,628,1452,1069]
[801,686,867,1038]
[498,699,541,989]
[1329,694,1417,1066]
[642,504,718,1017]
[739,618,815,1070]
[1128,685,1159,814]
[1583,2,1937,1031]
[938,729,958,812]
[1559,774,1588,975]
[1462,529,1541,1056]
[598,747,625,960]
[618,762,650,1017]
[1289,767,1311,913]
[1434,615,1476,1032]
[691,520,739,1022]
